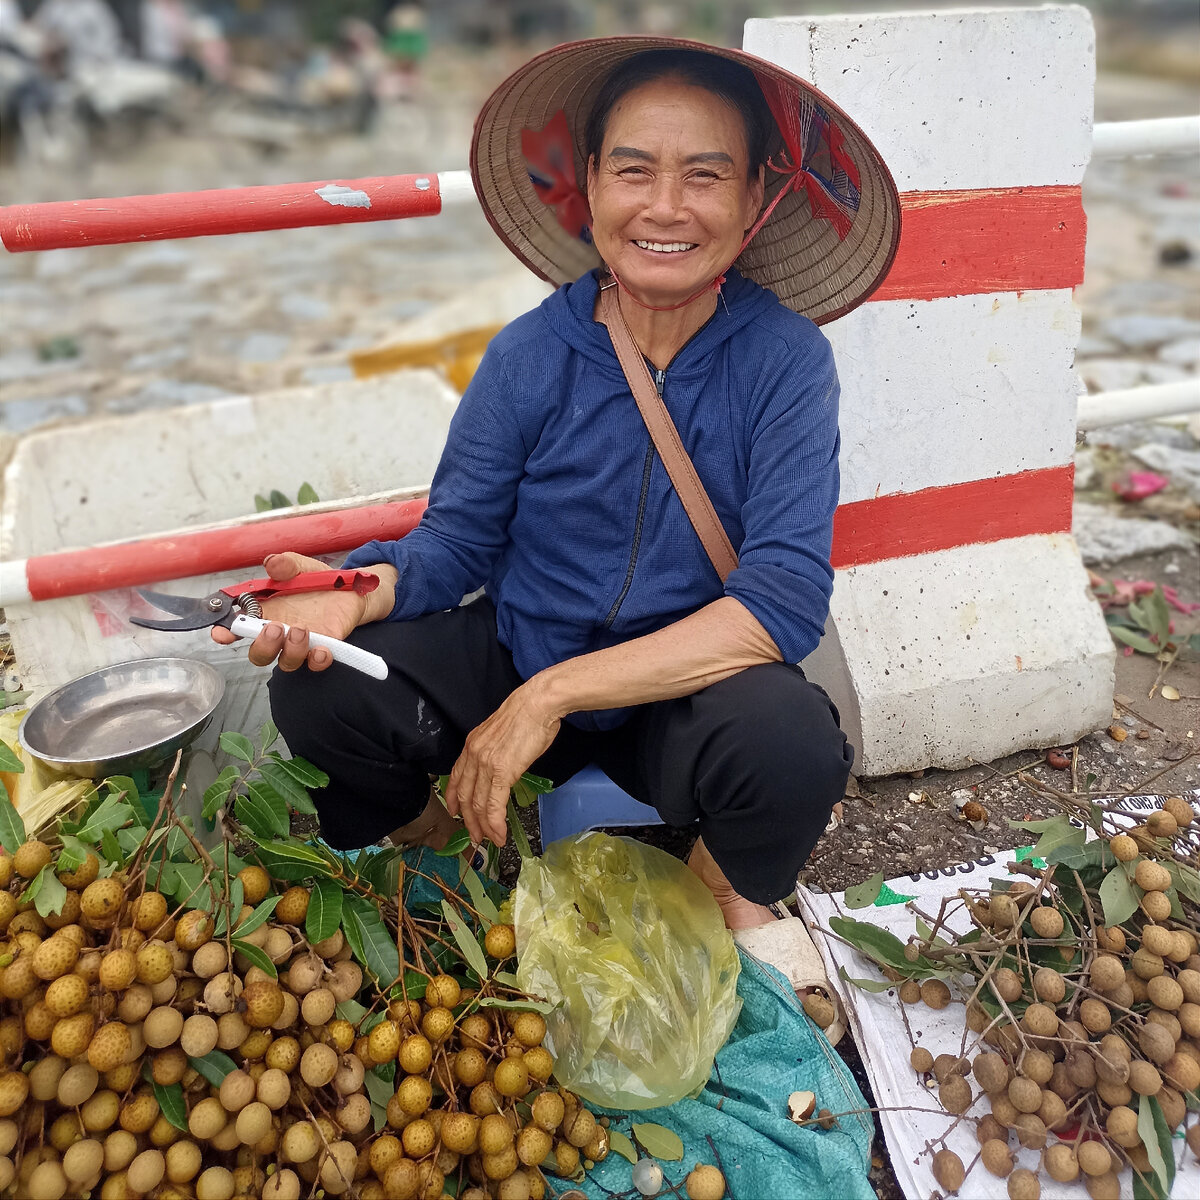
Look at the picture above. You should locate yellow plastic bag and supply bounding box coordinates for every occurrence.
[513,831,741,1109]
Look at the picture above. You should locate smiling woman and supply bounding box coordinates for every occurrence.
[234,36,899,984]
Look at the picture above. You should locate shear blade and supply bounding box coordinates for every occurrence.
[129,587,217,631]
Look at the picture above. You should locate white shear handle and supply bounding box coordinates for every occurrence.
[228,614,389,680]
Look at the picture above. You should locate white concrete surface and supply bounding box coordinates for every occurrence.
[744,5,1095,191]
[751,5,1115,775]
[802,534,1115,775]
[828,290,1080,503]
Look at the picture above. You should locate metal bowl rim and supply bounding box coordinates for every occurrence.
[16,657,226,767]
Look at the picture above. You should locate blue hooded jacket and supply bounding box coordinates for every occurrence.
[344,267,840,730]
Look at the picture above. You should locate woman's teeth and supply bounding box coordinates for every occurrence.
[634,241,697,253]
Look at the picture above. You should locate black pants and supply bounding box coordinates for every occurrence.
[268,597,853,904]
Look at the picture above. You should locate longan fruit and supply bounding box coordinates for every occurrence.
[57,851,99,890]
[119,1088,160,1135]
[920,979,951,1010]
[1032,967,1065,1004]
[939,1076,972,1115]
[1077,1141,1111,1177]
[1007,1167,1040,1199]
[300,1042,338,1088]
[563,1106,596,1149]
[991,968,1023,1003]
[80,878,124,928]
[235,1101,272,1146]
[931,1149,964,1193]
[62,1137,104,1185]
[401,1117,436,1159]
[425,974,462,1009]
[236,866,270,905]
[27,1160,69,1200]
[188,1096,227,1142]
[266,1036,301,1074]
[1018,1049,1053,1086]
[523,1045,554,1082]
[196,1165,236,1200]
[1043,1142,1078,1182]
[98,947,137,993]
[13,840,53,879]
[1029,907,1063,938]
[1022,1003,1058,1038]
[531,1090,565,1133]
[1135,859,1171,893]
[1079,998,1111,1034]
[180,1014,219,1058]
[243,980,285,1028]
[1148,974,1184,1011]
[1109,833,1137,861]
[1140,1022,1176,1065]
[421,1005,455,1044]
[301,986,336,1027]
[494,1056,530,1098]
[135,941,173,985]
[116,983,153,1024]
[898,978,921,1004]
[144,1006,184,1049]
[484,924,516,960]
[50,1010,95,1059]
[1142,891,1172,923]
[981,1138,1013,1177]
[396,1074,432,1116]
[470,1081,504,1116]
[397,1033,432,1074]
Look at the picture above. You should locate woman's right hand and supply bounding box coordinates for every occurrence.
[210,551,397,672]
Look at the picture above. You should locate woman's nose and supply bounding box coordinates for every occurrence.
[645,174,685,221]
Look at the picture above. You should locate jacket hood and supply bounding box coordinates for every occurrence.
[539,268,781,377]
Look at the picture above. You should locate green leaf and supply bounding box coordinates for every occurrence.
[363,1069,393,1132]
[260,721,279,752]
[511,772,554,808]
[844,871,884,910]
[297,482,319,505]
[1109,626,1161,655]
[219,731,255,763]
[188,1051,237,1087]
[342,895,399,986]
[476,996,556,1015]
[232,939,277,978]
[246,834,332,870]
[103,774,138,805]
[1007,815,1070,833]
[607,1129,638,1164]
[79,796,133,842]
[234,894,282,939]
[152,1081,188,1131]
[632,1123,684,1162]
[254,493,272,513]
[55,833,89,874]
[213,880,244,939]
[1171,863,1200,905]
[1047,838,1112,872]
[1031,820,1086,860]
[441,899,489,980]
[828,915,933,974]
[270,755,329,790]
[0,795,26,854]
[256,761,317,815]
[1137,1093,1174,1200]
[30,866,68,918]
[235,782,288,839]
[100,827,124,866]
[335,998,368,1024]
[433,829,472,858]
[1099,865,1140,927]
[268,489,290,509]
[306,878,343,944]
[461,869,500,927]
[1133,588,1172,641]
[203,765,240,821]
[389,971,427,1002]
[836,964,896,994]
[0,741,24,774]
[506,798,533,860]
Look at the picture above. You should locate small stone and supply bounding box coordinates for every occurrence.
[1072,502,1193,565]
[1073,447,1099,491]
[1080,358,1143,393]
[1136,730,1150,740]
[1101,313,1200,352]
[1157,336,1200,368]
[1108,725,1127,742]
[1130,444,1200,504]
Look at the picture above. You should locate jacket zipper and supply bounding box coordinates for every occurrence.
[603,366,666,629]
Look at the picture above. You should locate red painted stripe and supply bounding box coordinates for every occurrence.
[831,465,1075,569]
[23,501,428,602]
[875,186,1085,302]
[19,468,1074,601]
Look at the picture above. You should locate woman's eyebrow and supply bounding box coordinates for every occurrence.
[607,148,735,166]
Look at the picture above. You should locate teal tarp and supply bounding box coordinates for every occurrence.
[581,950,874,1200]
[399,848,874,1200]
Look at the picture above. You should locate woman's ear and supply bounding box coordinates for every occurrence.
[585,153,597,204]
[749,163,766,219]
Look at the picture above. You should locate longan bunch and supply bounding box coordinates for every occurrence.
[894,795,1200,1198]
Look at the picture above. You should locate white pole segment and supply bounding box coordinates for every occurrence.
[436,171,477,205]
[0,560,31,607]
[1092,116,1200,159]
[1078,381,1200,430]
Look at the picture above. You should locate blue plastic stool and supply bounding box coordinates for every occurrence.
[537,764,664,846]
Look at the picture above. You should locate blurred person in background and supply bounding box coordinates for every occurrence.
[383,1,426,101]
[140,0,202,81]
[33,0,123,72]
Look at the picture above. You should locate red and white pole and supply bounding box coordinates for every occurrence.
[0,499,427,606]
[0,171,476,253]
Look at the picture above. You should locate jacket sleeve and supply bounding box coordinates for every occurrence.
[722,331,840,662]
[342,345,530,620]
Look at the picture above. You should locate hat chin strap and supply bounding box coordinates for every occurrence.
[605,184,788,313]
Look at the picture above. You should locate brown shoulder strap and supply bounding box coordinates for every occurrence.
[597,279,738,583]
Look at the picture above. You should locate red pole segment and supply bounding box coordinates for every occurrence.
[18,499,427,603]
[0,175,445,252]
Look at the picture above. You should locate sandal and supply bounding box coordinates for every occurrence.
[733,903,847,1045]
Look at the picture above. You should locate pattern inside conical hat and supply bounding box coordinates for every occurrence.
[471,36,901,324]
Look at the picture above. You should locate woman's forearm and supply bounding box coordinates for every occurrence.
[528,596,782,719]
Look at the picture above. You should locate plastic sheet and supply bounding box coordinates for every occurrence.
[513,831,741,1109]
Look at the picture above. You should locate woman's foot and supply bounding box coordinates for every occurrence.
[387,788,462,851]
[686,836,774,931]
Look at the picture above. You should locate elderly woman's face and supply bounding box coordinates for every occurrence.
[586,77,764,309]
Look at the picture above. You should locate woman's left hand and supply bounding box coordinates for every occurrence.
[445,685,561,846]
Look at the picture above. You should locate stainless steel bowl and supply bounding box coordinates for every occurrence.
[18,658,226,779]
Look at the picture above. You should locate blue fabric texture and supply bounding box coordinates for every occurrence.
[345,267,841,731]
[582,949,874,1200]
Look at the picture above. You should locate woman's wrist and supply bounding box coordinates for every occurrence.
[362,564,401,624]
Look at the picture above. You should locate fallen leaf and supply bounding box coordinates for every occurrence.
[1112,470,1169,501]
[1161,686,1181,702]
[631,1123,683,1162]
[843,774,861,799]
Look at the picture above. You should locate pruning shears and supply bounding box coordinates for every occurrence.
[130,570,389,680]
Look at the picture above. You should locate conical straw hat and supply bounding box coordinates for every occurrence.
[470,35,901,324]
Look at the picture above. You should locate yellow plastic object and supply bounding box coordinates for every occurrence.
[513,831,742,1109]
[350,324,502,392]
[0,710,94,832]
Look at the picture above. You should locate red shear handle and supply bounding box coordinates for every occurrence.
[220,570,380,600]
